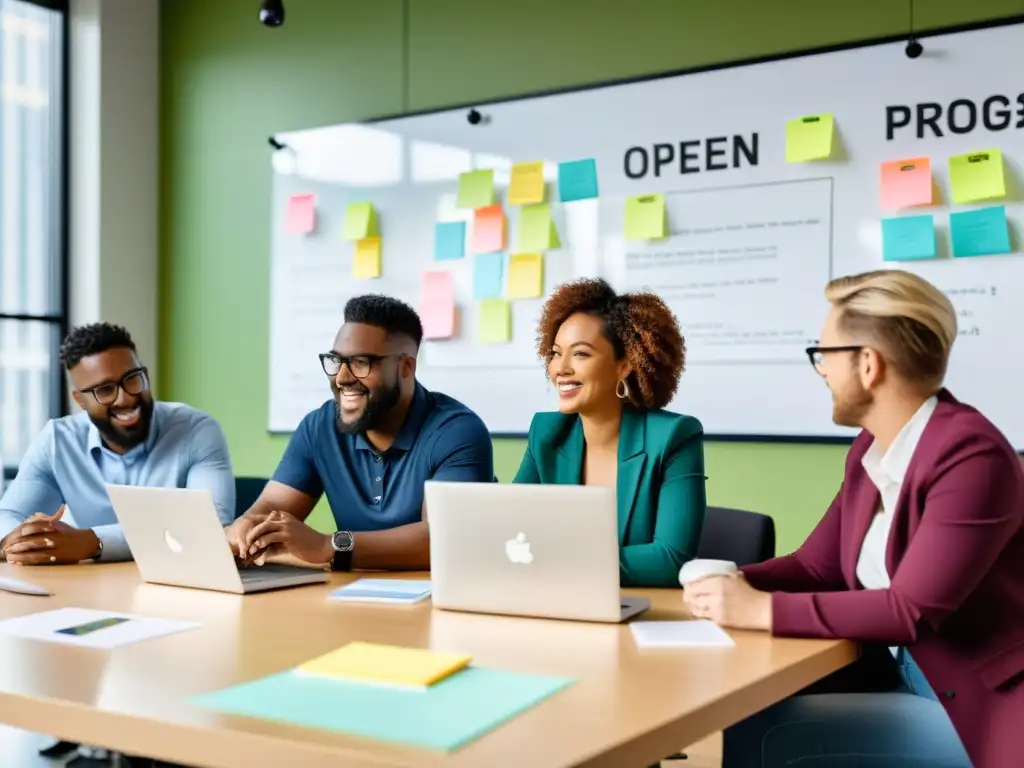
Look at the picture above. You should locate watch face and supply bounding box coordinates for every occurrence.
[332,531,354,551]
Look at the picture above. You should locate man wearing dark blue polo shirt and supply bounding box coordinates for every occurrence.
[228,294,493,571]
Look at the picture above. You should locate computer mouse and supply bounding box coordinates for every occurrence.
[0,576,53,596]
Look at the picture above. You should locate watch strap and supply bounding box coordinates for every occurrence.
[331,549,353,572]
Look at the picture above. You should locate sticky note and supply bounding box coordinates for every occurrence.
[624,194,666,240]
[285,193,315,234]
[558,159,599,202]
[881,215,936,262]
[507,254,543,299]
[473,252,504,299]
[342,202,378,241]
[297,642,471,689]
[950,206,1012,258]
[421,270,456,339]
[949,149,1006,204]
[508,161,545,205]
[518,204,560,251]
[785,114,834,162]
[457,169,494,209]
[880,157,933,210]
[471,204,505,254]
[352,237,382,278]
[478,299,511,343]
[434,221,466,261]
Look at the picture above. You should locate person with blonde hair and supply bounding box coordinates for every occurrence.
[684,269,1024,767]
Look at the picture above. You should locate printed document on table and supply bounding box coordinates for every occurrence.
[0,606,200,649]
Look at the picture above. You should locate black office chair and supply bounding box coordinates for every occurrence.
[234,476,269,518]
[657,505,776,766]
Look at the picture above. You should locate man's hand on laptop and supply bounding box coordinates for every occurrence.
[1,506,101,565]
[243,510,333,566]
[226,510,271,566]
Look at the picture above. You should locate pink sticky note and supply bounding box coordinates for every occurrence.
[471,205,506,254]
[285,193,316,234]
[421,270,456,339]
[880,158,932,210]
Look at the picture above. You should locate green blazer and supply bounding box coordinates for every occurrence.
[512,408,707,588]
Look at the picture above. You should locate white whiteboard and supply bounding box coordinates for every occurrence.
[268,19,1024,447]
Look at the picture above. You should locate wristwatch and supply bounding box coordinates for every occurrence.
[89,536,104,562]
[330,530,354,572]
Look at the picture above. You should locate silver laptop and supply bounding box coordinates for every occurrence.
[105,485,328,594]
[425,481,649,623]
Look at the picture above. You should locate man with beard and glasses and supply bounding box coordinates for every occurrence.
[227,294,493,571]
[682,270,1024,768]
[0,323,235,565]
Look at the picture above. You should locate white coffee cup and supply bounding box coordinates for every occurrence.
[678,559,739,587]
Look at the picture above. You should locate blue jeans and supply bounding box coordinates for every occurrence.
[722,648,973,767]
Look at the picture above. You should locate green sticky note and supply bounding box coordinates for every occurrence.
[192,667,574,752]
[624,194,666,240]
[950,206,1011,258]
[881,215,936,262]
[341,202,378,241]
[948,149,1006,204]
[478,299,511,343]
[457,169,494,209]
[785,114,834,162]
[517,204,560,251]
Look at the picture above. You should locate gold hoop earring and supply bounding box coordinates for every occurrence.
[616,379,630,400]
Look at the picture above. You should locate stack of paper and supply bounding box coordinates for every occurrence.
[629,620,735,649]
[328,578,432,604]
[296,641,471,689]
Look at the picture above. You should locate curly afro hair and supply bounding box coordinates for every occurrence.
[536,278,685,410]
[59,323,136,370]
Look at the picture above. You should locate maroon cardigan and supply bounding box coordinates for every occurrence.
[742,390,1024,768]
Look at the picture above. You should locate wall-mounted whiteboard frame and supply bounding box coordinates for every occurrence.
[267,15,1024,448]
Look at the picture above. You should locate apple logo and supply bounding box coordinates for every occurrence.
[163,529,183,554]
[505,532,533,565]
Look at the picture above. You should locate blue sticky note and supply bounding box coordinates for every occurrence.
[950,205,1012,258]
[881,215,936,262]
[473,252,504,298]
[558,159,599,202]
[192,666,574,752]
[434,221,466,261]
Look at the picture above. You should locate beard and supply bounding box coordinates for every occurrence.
[831,380,873,428]
[333,378,401,434]
[88,396,155,451]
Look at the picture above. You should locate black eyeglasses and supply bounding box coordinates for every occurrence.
[805,345,863,372]
[79,367,150,405]
[319,352,407,379]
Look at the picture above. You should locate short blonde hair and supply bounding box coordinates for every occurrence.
[825,269,956,390]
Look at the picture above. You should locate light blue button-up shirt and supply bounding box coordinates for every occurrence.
[0,401,235,561]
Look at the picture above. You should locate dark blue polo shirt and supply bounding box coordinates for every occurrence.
[272,382,493,531]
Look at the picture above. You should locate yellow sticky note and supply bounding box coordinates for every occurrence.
[624,194,666,240]
[508,253,543,299]
[518,203,560,251]
[948,149,1006,204]
[785,114,834,162]
[457,169,494,209]
[478,298,511,343]
[352,237,381,278]
[342,202,378,240]
[297,642,471,689]
[508,161,545,205]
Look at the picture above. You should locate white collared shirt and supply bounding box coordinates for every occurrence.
[855,396,938,590]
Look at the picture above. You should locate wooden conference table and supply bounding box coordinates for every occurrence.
[0,564,855,768]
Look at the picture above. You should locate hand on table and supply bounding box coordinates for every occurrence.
[0,507,100,565]
[683,573,773,631]
[242,510,332,566]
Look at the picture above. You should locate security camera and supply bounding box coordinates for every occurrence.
[467,109,482,125]
[905,38,923,59]
[259,0,285,27]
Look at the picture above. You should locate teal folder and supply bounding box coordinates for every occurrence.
[191,666,574,751]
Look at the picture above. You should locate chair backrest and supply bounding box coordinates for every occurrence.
[696,505,776,566]
[234,476,269,519]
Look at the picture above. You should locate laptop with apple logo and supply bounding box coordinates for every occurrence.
[425,481,649,623]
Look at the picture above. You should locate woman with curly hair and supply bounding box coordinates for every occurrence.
[512,277,706,587]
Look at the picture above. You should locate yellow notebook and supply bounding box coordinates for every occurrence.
[295,642,471,689]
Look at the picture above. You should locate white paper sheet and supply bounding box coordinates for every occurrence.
[0,607,200,649]
[629,620,735,649]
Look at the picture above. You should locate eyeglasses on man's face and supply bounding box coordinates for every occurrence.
[805,345,864,373]
[318,352,407,379]
[79,367,150,405]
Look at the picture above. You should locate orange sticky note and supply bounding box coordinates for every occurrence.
[421,270,456,340]
[880,158,932,210]
[471,205,506,254]
[285,193,315,234]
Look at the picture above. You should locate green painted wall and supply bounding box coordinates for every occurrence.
[158,0,1023,552]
